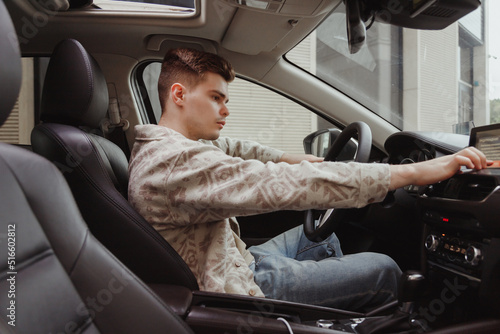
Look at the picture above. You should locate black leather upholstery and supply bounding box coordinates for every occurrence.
[0,2,193,333]
[0,145,193,334]
[31,39,199,290]
[0,1,21,126]
[41,39,109,128]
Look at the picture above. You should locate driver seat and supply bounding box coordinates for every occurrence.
[0,2,193,333]
[30,38,198,290]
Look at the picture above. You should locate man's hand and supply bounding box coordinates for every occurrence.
[280,153,324,164]
[389,147,490,191]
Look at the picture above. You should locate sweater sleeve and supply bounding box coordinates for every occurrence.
[163,143,391,227]
[203,137,284,163]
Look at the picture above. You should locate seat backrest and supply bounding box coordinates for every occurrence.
[30,39,199,290]
[0,3,193,333]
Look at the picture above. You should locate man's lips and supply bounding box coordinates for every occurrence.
[217,120,226,128]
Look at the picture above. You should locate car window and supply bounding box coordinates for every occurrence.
[0,58,48,145]
[287,1,495,135]
[224,77,325,154]
[139,43,336,154]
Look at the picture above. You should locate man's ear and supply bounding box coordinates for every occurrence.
[171,83,185,105]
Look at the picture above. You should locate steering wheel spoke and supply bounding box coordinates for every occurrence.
[317,208,335,228]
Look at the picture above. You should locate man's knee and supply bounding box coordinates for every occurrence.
[376,253,401,272]
[362,252,402,281]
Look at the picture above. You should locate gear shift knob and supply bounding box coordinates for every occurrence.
[398,270,426,313]
[355,271,428,334]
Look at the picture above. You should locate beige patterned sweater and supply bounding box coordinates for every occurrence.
[128,125,391,297]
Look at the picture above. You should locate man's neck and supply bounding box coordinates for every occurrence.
[158,116,201,141]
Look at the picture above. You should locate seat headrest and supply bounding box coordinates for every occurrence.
[0,1,22,127]
[41,39,109,129]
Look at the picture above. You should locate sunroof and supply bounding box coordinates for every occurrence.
[93,0,195,13]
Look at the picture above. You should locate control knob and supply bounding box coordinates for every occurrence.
[425,234,439,252]
[316,320,334,328]
[465,246,482,266]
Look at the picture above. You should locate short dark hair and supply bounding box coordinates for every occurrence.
[158,48,235,111]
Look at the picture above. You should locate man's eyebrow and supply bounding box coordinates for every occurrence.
[211,90,229,103]
[212,90,226,98]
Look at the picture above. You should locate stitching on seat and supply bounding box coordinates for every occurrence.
[0,248,53,279]
[87,134,122,192]
[68,228,90,276]
[72,40,95,115]
[71,315,94,334]
[0,152,63,278]
[35,124,116,187]
[1,146,94,278]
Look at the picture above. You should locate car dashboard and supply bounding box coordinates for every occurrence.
[384,131,500,323]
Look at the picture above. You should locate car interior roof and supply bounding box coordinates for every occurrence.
[7,0,400,150]
[11,0,340,64]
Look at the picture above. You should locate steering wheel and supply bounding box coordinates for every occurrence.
[304,121,372,242]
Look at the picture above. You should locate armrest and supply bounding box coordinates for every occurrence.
[186,306,339,334]
[191,290,362,322]
[148,284,192,318]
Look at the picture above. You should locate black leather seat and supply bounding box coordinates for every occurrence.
[0,2,193,333]
[31,39,198,290]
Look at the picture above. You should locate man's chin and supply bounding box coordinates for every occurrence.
[201,132,221,141]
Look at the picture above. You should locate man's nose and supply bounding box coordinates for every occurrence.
[221,105,229,117]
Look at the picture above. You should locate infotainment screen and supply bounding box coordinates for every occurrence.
[469,123,500,162]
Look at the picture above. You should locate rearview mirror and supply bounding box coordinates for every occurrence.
[369,0,481,30]
[345,0,366,54]
[343,0,481,53]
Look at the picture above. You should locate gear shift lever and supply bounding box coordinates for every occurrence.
[399,270,426,313]
[355,271,427,334]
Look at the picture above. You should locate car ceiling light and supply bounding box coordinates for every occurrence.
[222,0,324,16]
[234,0,282,12]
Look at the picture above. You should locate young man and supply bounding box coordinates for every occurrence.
[128,48,488,311]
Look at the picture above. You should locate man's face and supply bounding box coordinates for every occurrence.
[182,72,230,141]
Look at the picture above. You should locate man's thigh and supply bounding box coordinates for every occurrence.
[248,225,343,261]
[249,228,401,311]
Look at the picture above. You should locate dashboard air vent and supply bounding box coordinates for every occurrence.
[425,174,498,201]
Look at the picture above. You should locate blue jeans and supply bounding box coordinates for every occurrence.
[248,225,401,312]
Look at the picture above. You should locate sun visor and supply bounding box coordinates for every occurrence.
[221,0,340,55]
[221,9,297,55]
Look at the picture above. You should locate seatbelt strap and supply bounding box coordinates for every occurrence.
[101,97,131,159]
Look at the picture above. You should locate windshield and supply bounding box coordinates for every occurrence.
[287,1,497,135]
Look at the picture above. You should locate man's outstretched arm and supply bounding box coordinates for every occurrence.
[279,153,324,164]
[389,147,489,191]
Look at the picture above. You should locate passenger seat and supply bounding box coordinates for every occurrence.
[0,2,193,333]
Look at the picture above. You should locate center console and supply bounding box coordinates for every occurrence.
[418,168,500,323]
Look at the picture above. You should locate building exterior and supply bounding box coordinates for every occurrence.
[403,1,488,133]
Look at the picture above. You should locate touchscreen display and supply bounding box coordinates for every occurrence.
[470,123,500,162]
